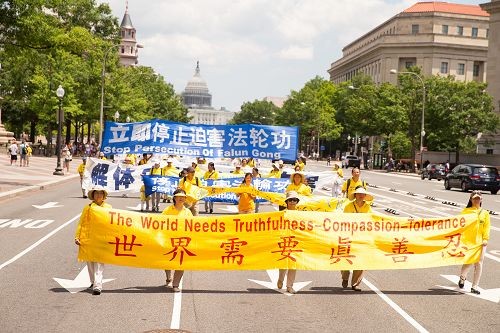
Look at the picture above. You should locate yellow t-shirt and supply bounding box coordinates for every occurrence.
[334,168,344,178]
[232,169,245,175]
[295,162,305,171]
[75,202,112,241]
[162,205,193,216]
[267,170,282,178]
[162,165,178,176]
[238,184,255,212]
[286,183,312,196]
[344,201,372,213]
[342,178,367,200]
[77,163,86,176]
[126,154,136,165]
[150,166,163,175]
[203,170,219,180]
[461,207,490,241]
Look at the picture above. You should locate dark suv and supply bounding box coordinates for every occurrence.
[421,163,446,181]
[444,164,499,194]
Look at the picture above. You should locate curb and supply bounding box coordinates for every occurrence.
[0,174,79,201]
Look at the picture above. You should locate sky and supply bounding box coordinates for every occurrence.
[99,0,486,112]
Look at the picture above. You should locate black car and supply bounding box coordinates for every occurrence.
[444,164,499,194]
[421,163,446,181]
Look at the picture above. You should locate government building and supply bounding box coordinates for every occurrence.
[328,2,489,85]
[182,62,235,125]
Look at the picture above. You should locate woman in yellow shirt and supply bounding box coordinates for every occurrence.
[74,185,112,295]
[203,162,219,213]
[237,173,256,214]
[342,186,373,291]
[162,189,193,292]
[286,172,312,196]
[458,191,490,295]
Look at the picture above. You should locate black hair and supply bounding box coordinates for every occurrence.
[242,172,253,184]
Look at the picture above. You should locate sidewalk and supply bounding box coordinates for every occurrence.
[0,155,79,200]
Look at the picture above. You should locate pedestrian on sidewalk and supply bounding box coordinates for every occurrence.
[63,146,72,173]
[9,139,18,166]
[162,189,192,292]
[457,191,490,295]
[25,143,32,166]
[74,185,111,295]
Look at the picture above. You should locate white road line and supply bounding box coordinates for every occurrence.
[485,253,500,263]
[170,279,184,329]
[363,278,429,333]
[491,226,500,232]
[0,214,81,271]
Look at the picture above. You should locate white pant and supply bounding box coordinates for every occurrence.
[87,262,104,290]
[461,245,486,288]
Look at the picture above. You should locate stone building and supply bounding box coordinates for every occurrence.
[119,4,141,66]
[182,62,235,125]
[328,2,489,85]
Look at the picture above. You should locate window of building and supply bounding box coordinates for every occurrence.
[486,149,493,155]
[412,24,419,34]
[472,27,478,38]
[405,61,415,69]
[473,64,480,76]
[457,26,463,36]
[442,25,448,34]
[121,46,125,54]
[440,62,448,74]
[457,63,465,75]
[486,29,489,38]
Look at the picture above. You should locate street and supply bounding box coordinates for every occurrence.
[0,160,499,333]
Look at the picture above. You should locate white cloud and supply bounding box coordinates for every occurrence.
[277,46,313,60]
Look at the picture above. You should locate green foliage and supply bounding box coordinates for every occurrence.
[390,131,412,159]
[229,100,278,125]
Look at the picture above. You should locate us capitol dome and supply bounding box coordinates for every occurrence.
[181,61,235,125]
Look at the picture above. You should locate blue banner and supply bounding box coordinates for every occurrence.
[101,119,298,161]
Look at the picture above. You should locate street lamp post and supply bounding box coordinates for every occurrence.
[114,111,120,122]
[390,69,425,172]
[99,43,143,146]
[126,115,130,123]
[53,85,65,175]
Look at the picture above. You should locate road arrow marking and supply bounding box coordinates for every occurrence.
[32,202,62,209]
[248,269,311,296]
[127,204,143,210]
[53,266,114,294]
[437,274,500,303]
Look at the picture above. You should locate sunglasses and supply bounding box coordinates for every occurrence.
[287,199,299,203]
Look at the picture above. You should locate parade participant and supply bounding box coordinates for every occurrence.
[203,162,219,213]
[332,164,344,198]
[126,153,137,165]
[267,162,282,178]
[191,160,201,173]
[295,158,305,171]
[150,159,163,212]
[277,191,300,294]
[138,153,150,165]
[237,173,256,214]
[458,191,490,295]
[252,168,261,213]
[162,189,192,292]
[77,157,88,198]
[286,171,312,196]
[74,185,111,295]
[341,167,367,200]
[341,186,373,291]
[247,158,256,168]
[178,166,201,216]
[98,151,107,160]
[232,163,245,175]
[140,183,150,212]
[162,157,178,203]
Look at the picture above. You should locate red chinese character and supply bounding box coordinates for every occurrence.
[271,236,303,262]
[385,237,414,263]
[164,237,196,265]
[220,238,248,265]
[108,234,143,257]
[330,236,356,265]
[442,233,468,257]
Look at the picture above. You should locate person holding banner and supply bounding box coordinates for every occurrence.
[150,159,163,212]
[162,189,192,292]
[277,191,300,294]
[341,186,373,291]
[162,157,178,203]
[458,191,490,295]
[237,173,256,214]
[342,167,367,200]
[203,162,219,213]
[252,168,262,213]
[286,171,312,196]
[179,167,201,216]
[232,163,245,175]
[267,162,282,178]
[74,185,112,296]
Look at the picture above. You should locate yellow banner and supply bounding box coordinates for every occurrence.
[77,206,482,271]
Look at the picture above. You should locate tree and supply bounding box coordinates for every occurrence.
[229,100,279,125]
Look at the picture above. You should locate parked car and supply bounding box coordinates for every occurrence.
[421,163,446,181]
[342,155,361,168]
[444,164,499,194]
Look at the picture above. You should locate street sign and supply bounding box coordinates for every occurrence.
[320,145,325,151]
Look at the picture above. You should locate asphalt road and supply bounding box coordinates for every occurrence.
[0,162,498,332]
